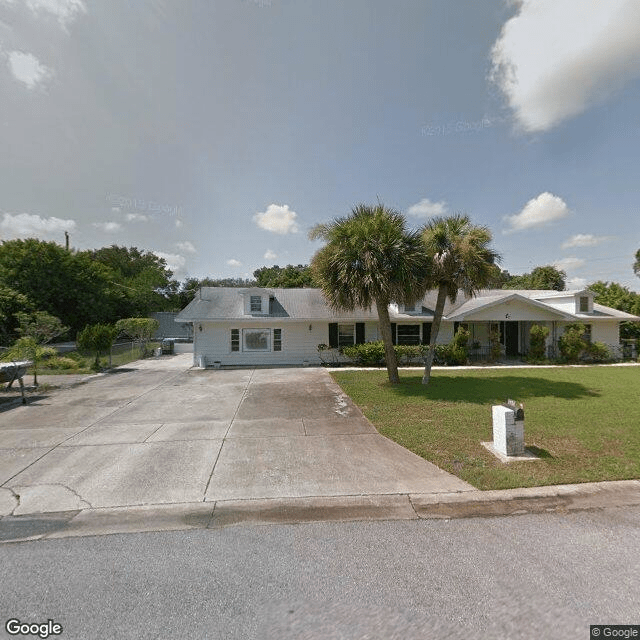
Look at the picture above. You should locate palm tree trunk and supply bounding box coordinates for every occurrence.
[376,300,400,384]
[422,285,447,385]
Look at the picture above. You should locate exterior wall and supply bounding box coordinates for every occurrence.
[438,322,455,344]
[194,321,329,366]
[194,321,376,366]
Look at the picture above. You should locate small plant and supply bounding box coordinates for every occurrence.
[2,337,56,385]
[528,324,550,361]
[489,327,502,361]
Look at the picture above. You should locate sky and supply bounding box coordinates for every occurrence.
[0,0,639,291]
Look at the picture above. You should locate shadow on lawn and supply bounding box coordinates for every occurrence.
[391,375,599,404]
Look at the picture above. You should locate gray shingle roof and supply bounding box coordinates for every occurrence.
[175,287,640,322]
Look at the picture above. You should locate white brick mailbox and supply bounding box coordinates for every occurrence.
[491,403,525,456]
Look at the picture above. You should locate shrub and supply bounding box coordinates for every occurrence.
[45,356,79,370]
[489,328,502,361]
[528,324,550,361]
[394,344,427,365]
[558,323,588,363]
[77,323,117,369]
[342,341,386,366]
[584,341,610,363]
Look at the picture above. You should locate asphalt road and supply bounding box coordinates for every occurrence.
[1,507,639,639]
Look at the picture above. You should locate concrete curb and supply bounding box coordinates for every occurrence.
[1,480,639,544]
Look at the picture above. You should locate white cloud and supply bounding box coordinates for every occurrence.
[567,277,587,289]
[154,251,185,274]
[226,258,242,267]
[253,204,299,234]
[560,233,608,249]
[93,221,121,233]
[6,50,51,89]
[264,249,278,260]
[174,219,183,228]
[554,257,586,272]
[176,241,197,254]
[406,198,449,218]
[18,0,87,28]
[125,213,150,223]
[504,192,570,233]
[0,211,76,240]
[490,0,640,132]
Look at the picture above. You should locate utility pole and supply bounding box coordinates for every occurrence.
[65,231,70,251]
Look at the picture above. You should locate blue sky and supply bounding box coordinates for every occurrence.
[1,0,639,290]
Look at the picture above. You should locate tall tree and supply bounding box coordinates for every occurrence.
[309,203,430,384]
[589,280,640,340]
[0,285,33,345]
[634,249,640,278]
[83,245,174,316]
[0,239,117,333]
[421,214,500,385]
[502,265,566,291]
[254,264,314,288]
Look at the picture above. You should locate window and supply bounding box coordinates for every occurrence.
[579,296,589,313]
[250,295,262,312]
[583,324,592,343]
[397,324,420,345]
[231,328,240,352]
[243,328,270,351]
[338,324,355,348]
[273,328,282,351]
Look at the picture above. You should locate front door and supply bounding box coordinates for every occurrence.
[505,321,519,356]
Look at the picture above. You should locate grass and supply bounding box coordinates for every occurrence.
[31,342,161,375]
[331,366,640,490]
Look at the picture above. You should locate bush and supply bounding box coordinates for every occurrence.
[44,356,80,370]
[528,324,550,361]
[342,341,386,366]
[77,323,117,369]
[558,323,588,363]
[394,344,427,365]
[489,328,502,361]
[584,341,611,363]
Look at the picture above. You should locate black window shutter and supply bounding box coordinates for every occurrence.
[355,322,365,344]
[328,323,338,348]
[390,323,397,345]
[454,321,460,334]
[422,323,431,345]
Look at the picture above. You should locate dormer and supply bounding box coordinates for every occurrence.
[399,300,424,314]
[240,288,272,316]
[575,291,593,314]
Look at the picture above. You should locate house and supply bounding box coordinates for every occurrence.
[175,287,639,367]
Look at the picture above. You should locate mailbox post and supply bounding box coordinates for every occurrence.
[491,401,525,456]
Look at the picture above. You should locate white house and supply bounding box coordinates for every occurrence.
[175,287,639,367]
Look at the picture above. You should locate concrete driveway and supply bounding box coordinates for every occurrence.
[0,355,471,516]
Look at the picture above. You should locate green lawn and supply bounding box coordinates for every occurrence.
[331,366,640,490]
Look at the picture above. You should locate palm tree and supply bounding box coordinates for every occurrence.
[421,214,500,385]
[309,203,431,384]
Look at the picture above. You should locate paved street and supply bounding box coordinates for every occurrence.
[1,507,639,639]
[0,355,471,517]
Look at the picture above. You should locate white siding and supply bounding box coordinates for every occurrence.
[195,321,330,366]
